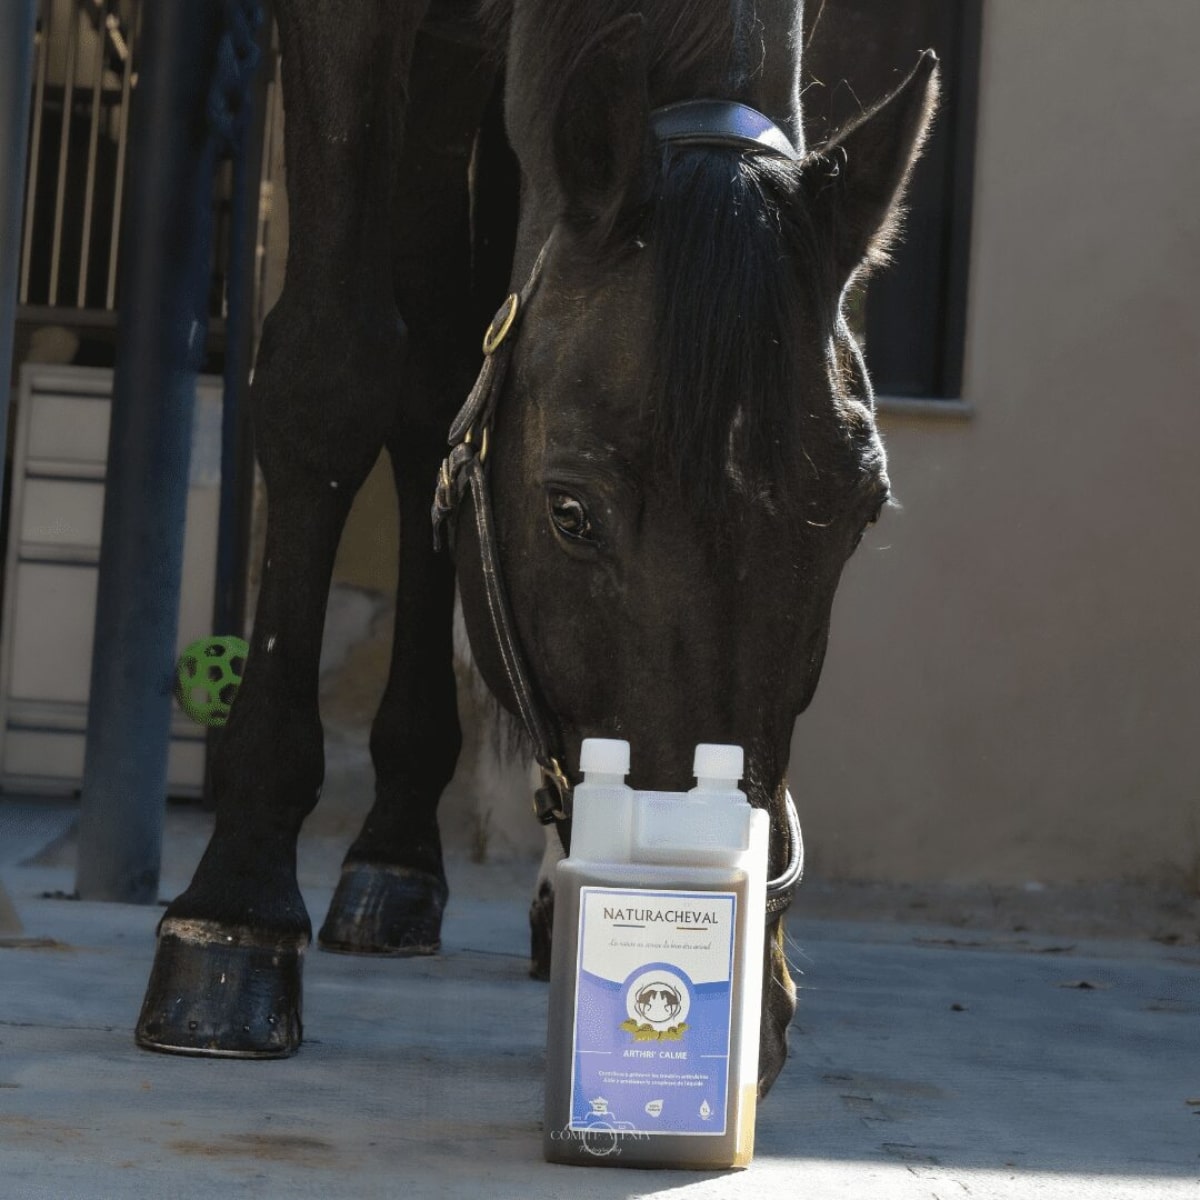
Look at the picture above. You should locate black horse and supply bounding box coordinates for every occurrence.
[136,0,936,1099]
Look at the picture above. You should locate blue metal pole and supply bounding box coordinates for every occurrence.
[76,1,224,903]
[0,0,37,473]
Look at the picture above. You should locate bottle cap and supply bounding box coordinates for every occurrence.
[580,738,630,776]
[693,743,744,783]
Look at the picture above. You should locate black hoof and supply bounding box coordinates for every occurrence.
[136,919,306,1058]
[318,863,447,956]
[529,879,553,981]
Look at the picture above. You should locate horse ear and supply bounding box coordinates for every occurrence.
[805,50,940,283]
[552,14,651,244]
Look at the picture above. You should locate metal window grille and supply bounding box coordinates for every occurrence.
[16,0,280,333]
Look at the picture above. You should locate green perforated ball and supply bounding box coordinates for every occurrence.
[175,635,249,727]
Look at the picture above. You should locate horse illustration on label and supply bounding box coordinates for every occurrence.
[620,968,691,1040]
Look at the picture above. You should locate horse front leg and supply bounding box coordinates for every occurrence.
[135,301,400,1056]
[528,827,565,980]
[318,431,460,954]
[135,0,430,1058]
[317,19,501,957]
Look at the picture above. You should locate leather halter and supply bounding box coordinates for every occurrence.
[650,100,803,160]
[432,102,805,917]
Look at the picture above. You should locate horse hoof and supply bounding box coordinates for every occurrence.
[528,878,553,981]
[318,863,447,956]
[135,918,306,1058]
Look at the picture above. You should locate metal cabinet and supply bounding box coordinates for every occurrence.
[0,363,221,796]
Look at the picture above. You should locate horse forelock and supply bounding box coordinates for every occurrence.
[646,148,838,512]
[487,0,862,514]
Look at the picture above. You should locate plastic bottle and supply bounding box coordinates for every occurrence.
[543,740,769,1169]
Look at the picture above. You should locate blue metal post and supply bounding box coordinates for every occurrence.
[76,2,224,903]
[0,0,37,472]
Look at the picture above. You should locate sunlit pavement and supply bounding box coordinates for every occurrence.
[1,808,1197,1199]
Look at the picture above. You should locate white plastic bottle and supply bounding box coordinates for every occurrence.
[543,740,768,1169]
[566,737,635,863]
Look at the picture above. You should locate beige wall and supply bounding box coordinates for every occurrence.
[333,454,399,593]
[789,0,1200,884]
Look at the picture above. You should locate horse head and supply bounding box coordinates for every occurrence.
[453,5,938,1093]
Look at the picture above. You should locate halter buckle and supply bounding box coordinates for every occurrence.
[482,293,520,355]
[533,757,571,825]
[464,423,489,464]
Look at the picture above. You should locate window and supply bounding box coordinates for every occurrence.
[804,0,982,402]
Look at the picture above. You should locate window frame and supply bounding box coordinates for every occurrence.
[805,0,983,411]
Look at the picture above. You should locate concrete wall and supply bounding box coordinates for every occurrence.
[789,0,1200,885]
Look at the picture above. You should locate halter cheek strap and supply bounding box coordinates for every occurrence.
[432,242,570,820]
[432,101,806,917]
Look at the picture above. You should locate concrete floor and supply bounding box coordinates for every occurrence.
[1,801,1198,1199]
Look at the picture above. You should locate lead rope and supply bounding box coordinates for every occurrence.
[767,790,805,915]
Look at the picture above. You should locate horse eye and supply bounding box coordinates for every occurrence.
[548,492,594,542]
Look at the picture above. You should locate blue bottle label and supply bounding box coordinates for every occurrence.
[569,886,736,1137]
